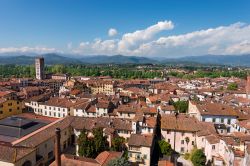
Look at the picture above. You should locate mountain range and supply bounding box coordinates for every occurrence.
[0,53,250,66]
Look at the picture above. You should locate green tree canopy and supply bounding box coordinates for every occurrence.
[111,137,125,151]
[173,100,188,113]
[77,128,108,158]
[107,157,130,166]
[191,149,206,166]
[158,140,172,156]
[227,82,238,90]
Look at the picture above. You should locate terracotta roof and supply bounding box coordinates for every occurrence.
[70,89,81,96]
[71,117,132,132]
[145,117,157,128]
[196,102,238,117]
[160,105,175,111]
[196,122,217,136]
[237,119,250,130]
[0,144,35,163]
[205,135,220,144]
[96,100,111,109]
[128,134,153,147]
[0,91,13,98]
[50,154,99,166]
[161,114,199,132]
[44,97,89,108]
[95,151,122,166]
[158,160,174,166]
[16,113,58,123]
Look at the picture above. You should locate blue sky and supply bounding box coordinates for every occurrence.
[0,0,250,57]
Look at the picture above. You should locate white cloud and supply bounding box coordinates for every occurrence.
[0,46,58,54]
[74,20,174,55]
[118,20,174,51]
[108,28,118,37]
[74,22,250,57]
[9,21,247,57]
[225,40,250,54]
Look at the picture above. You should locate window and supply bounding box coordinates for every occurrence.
[17,107,20,110]
[202,118,205,122]
[0,111,3,114]
[212,145,215,150]
[192,141,194,145]
[181,140,184,144]
[136,154,140,159]
[168,139,170,143]
[143,155,147,159]
[8,103,12,106]
[54,112,56,117]
[48,151,53,159]
[9,109,12,112]
[228,119,231,125]
[181,147,185,152]
[212,118,216,122]
[58,113,60,117]
[221,118,224,123]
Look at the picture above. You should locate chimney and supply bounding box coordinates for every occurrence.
[55,128,61,166]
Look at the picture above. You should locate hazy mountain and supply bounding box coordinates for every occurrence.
[1,53,250,66]
[0,54,158,65]
[80,55,158,64]
[172,54,250,66]
[0,54,80,65]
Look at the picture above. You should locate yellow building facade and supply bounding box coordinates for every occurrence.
[0,99,22,119]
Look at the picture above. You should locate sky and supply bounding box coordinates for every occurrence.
[0,0,250,58]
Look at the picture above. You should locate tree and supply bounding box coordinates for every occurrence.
[77,130,95,157]
[111,137,125,151]
[107,157,130,166]
[227,82,238,90]
[185,137,190,152]
[158,140,172,156]
[173,101,188,113]
[191,149,206,166]
[93,128,108,154]
[77,128,108,158]
[51,64,66,74]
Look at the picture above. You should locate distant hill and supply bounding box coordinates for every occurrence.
[80,55,158,64]
[0,54,158,65]
[160,54,250,66]
[1,53,250,66]
[174,54,250,66]
[0,54,80,65]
